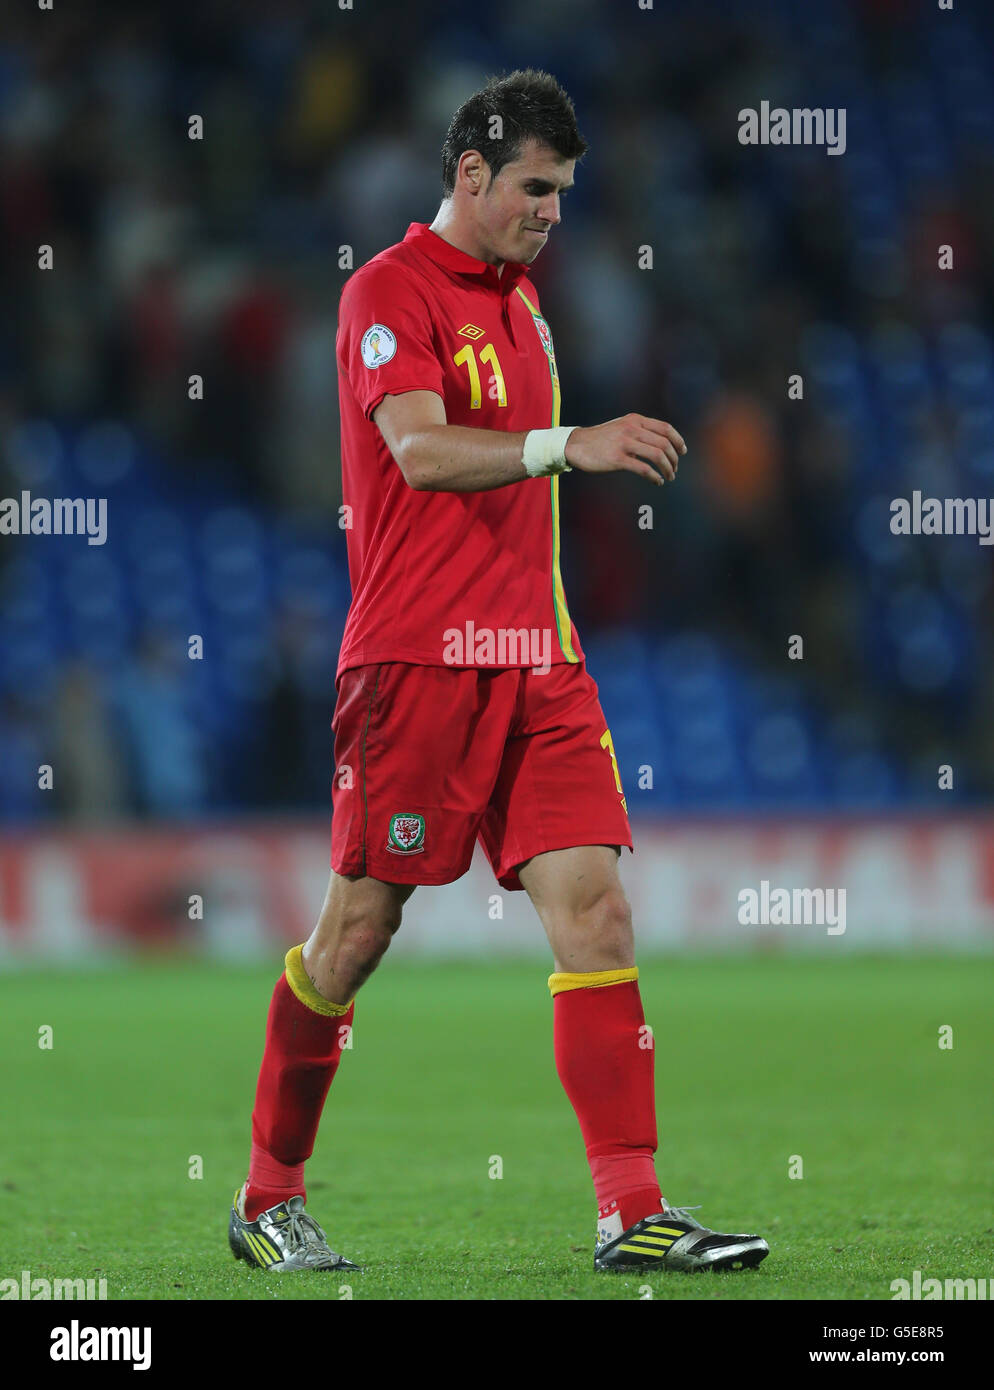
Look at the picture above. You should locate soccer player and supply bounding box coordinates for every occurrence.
[229,68,769,1277]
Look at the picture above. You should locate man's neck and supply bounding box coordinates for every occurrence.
[428,211,504,274]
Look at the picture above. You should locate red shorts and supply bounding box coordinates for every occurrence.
[330,661,633,891]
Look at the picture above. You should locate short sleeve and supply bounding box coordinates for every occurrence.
[338,263,445,422]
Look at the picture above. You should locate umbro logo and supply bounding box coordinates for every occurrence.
[457,323,485,339]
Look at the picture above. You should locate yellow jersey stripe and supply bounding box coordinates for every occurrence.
[550,475,578,661]
[514,284,579,664]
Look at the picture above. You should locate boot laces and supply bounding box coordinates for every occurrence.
[658,1203,705,1229]
[281,1205,329,1256]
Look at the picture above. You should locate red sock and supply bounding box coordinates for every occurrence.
[245,973,354,1221]
[553,979,663,1234]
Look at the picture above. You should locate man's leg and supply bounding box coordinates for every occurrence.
[518,844,663,1242]
[242,869,415,1220]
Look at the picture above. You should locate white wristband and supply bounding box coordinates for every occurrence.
[522,426,576,477]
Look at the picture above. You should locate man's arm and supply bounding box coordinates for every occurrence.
[374,391,529,492]
[373,391,687,494]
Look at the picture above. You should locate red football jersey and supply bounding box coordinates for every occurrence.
[335,221,584,682]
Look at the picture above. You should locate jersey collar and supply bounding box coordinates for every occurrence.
[404,222,530,295]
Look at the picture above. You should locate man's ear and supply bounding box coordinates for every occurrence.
[460,149,488,196]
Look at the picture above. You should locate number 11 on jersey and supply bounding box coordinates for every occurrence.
[453,342,507,408]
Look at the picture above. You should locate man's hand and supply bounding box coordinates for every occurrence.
[564,414,687,486]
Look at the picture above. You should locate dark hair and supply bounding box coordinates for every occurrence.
[440,68,588,198]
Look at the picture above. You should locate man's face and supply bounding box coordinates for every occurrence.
[475,137,575,265]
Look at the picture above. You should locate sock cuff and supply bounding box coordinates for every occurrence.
[548,966,639,997]
[284,944,354,1017]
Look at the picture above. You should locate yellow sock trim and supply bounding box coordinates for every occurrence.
[548,966,639,997]
[284,945,353,1017]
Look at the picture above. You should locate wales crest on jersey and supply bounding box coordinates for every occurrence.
[532,315,559,379]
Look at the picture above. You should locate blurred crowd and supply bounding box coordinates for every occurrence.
[2,0,994,821]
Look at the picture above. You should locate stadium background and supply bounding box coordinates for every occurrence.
[2,0,994,956]
[2,0,994,1309]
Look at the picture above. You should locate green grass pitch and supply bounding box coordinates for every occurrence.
[1,954,991,1301]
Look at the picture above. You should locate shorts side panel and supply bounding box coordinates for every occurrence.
[477,662,633,892]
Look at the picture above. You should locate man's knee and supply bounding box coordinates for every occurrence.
[550,883,634,971]
[334,894,404,945]
[303,917,390,1001]
[333,915,395,962]
[580,885,633,953]
[304,875,412,998]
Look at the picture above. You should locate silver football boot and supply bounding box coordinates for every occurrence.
[229,1185,360,1273]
